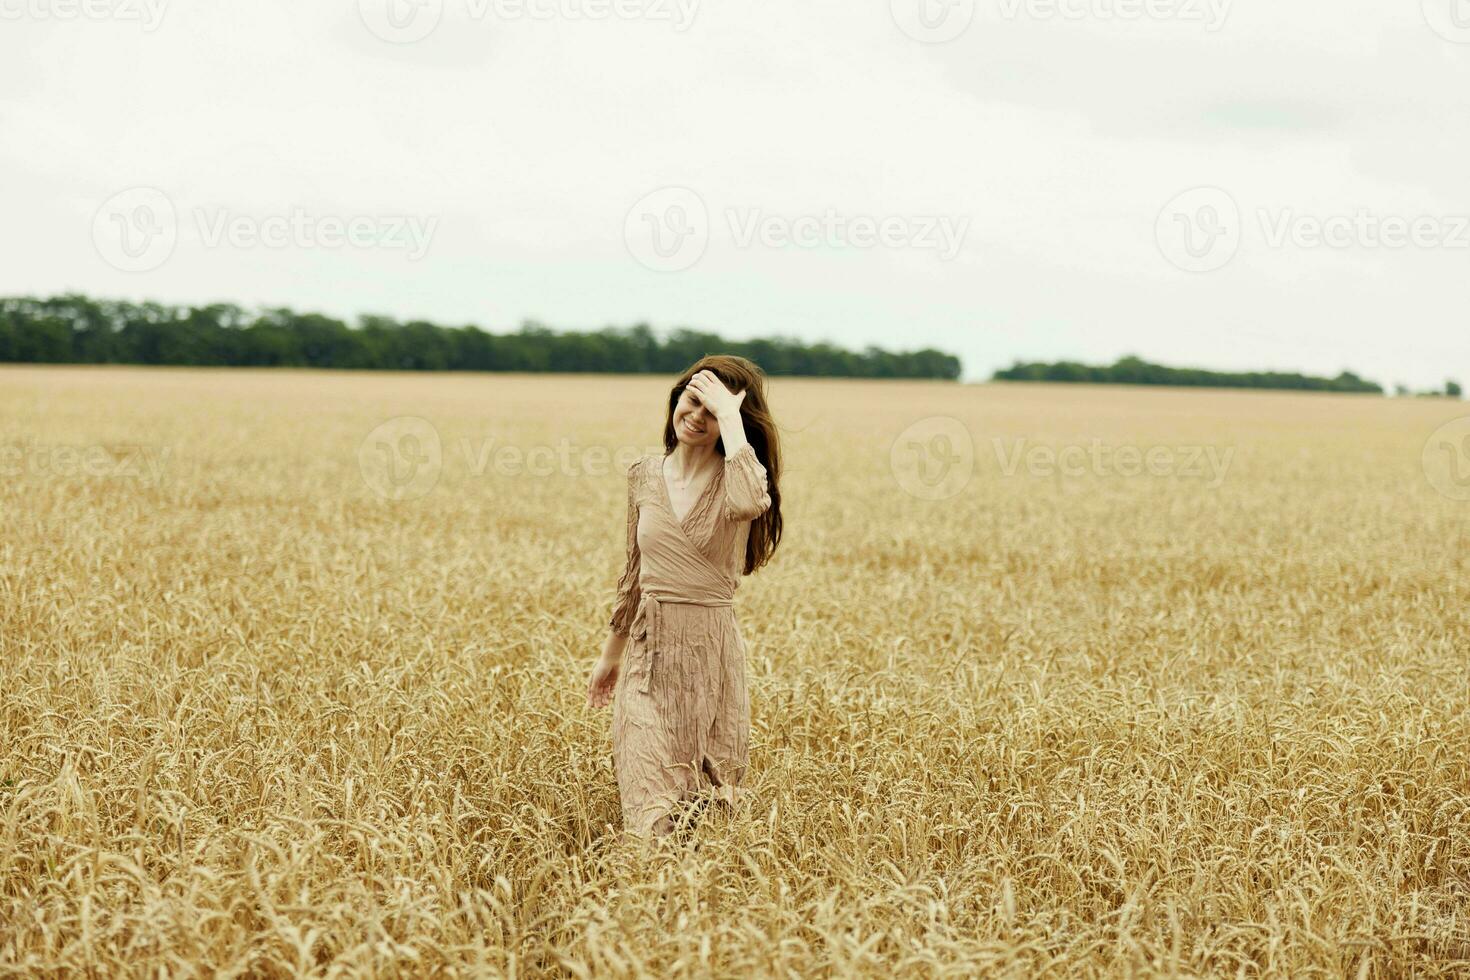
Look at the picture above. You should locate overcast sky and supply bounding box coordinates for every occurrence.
[3,0,1467,387]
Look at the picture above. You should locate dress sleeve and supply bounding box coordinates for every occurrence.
[609,458,642,637]
[722,443,772,522]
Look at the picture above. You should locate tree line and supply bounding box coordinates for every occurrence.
[993,355,1399,395]
[0,294,963,380]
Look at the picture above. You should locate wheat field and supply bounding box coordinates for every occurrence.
[1,365,1467,978]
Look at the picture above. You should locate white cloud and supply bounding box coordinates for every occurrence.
[0,0,1466,388]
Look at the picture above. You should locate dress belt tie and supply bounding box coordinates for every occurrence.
[630,592,734,694]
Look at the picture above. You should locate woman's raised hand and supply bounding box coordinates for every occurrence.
[687,370,745,421]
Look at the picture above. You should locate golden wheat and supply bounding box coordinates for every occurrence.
[1,365,1467,977]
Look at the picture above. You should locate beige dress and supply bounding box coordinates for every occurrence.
[608,443,773,837]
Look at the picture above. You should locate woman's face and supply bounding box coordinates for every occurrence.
[672,383,721,448]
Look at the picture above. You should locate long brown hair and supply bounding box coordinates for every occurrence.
[662,355,783,575]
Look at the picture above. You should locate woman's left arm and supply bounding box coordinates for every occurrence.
[717,406,749,456]
[689,369,750,455]
[686,370,770,520]
[718,411,770,521]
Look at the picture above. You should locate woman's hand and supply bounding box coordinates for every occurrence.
[687,370,746,423]
[587,652,621,709]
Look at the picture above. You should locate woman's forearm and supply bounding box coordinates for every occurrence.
[718,409,749,455]
[603,630,629,661]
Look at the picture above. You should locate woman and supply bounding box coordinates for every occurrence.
[586,355,783,840]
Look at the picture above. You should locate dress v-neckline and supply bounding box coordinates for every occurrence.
[659,454,720,529]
